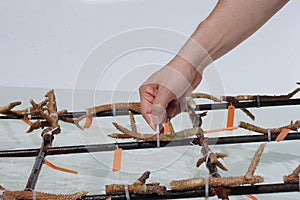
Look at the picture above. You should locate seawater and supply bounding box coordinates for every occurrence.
[0,87,299,199]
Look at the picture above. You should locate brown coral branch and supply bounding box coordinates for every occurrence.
[245,143,266,179]
[2,190,87,200]
[241,108,255,121]
[26,120,50,133]
[170,176,264,191]
[134,171,150,185]
[110,121,202,141]
[239,121,300,135]
[59,116,84,130]
[226,88,300,102]
[196,153,228,171]
[190,93,222,102]
[283,164,300,184]
[0,101,22,117]
[87,102,141,114]
[129,111,137,133]
[106,171,166,196]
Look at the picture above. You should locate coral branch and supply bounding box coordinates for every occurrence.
[190,93,222,102]
[106,171,166,196]
[134,171,150,185]
[170,176,264,191]
[245,143,266,179]
[239,121,300,135]
[224,88,300,102]
[87,102,141,114]
[129,111,137,133]
[241,108,255,121]
[283,164,300,184]
[110,121,202,141]
[2,190,87,200]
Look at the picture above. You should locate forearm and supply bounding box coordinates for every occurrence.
[176,0,289,72]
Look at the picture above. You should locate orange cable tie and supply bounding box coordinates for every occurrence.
[43,160,78,174]
[275,128,290,142]
[83,115,93,129]
[22,117,33,126]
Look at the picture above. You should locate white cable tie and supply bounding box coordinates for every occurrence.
[25,188,36,200]
[205,176,209,199]
[0,190,6,200]
[267,128,271,142]
[28,101,31,118]
[156,125,160,148]
[115,138,119,149]
[256,95,261,108]
[125,184,130,200]
[205,152,212,165]
[112,103,116,117]
[48,126,59,134]
[210,171,218,176]
[32,190,36,200]
[49,113,58,117]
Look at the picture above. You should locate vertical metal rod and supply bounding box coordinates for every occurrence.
[24,133,51,191]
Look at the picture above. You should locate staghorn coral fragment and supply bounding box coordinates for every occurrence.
[245,143,267,180]
[106,171,166,196]
[239,121,300,135]
[170,176,264,191]
[283,164,300,184]
[2,190,87,200]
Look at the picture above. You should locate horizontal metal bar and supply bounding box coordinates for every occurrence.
[1,132,300,157]
[0,98,299,120]
[81,183,299,200]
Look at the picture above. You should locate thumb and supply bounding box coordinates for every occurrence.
[151,86,175,125]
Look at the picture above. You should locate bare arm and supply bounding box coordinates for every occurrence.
[139,0,289,128]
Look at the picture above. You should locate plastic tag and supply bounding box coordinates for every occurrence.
[44,160,78,174]
[112,148,123,172]
[203,127,238,134]
[22,117,33,126]
[83,115,93,128]
[246,194,258,200]
[226,105,235,128]
[164,123,171,134]
[275,128,290,142]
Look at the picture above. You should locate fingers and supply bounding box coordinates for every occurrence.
[151,85,175,125]
[139,84,157,129]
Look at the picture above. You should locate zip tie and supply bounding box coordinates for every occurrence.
[125,184,130,200]
[45,126,59,135]
[43,159,78,174]
[210,171,218,176]
[25,188,36,200]
[256,95,260,108]
[205,176,209,199]
[112,103,116,117]
[267,128,271,142]
[106,195,112,200]
[49,113,58,117]
[156,125,160,148]
[205,152,212,165]
[0,190,6,200]
[32,190,36,200]
[28,101,31,118]
[115,138,119,149]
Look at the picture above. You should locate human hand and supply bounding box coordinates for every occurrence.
[139,56,202,129]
